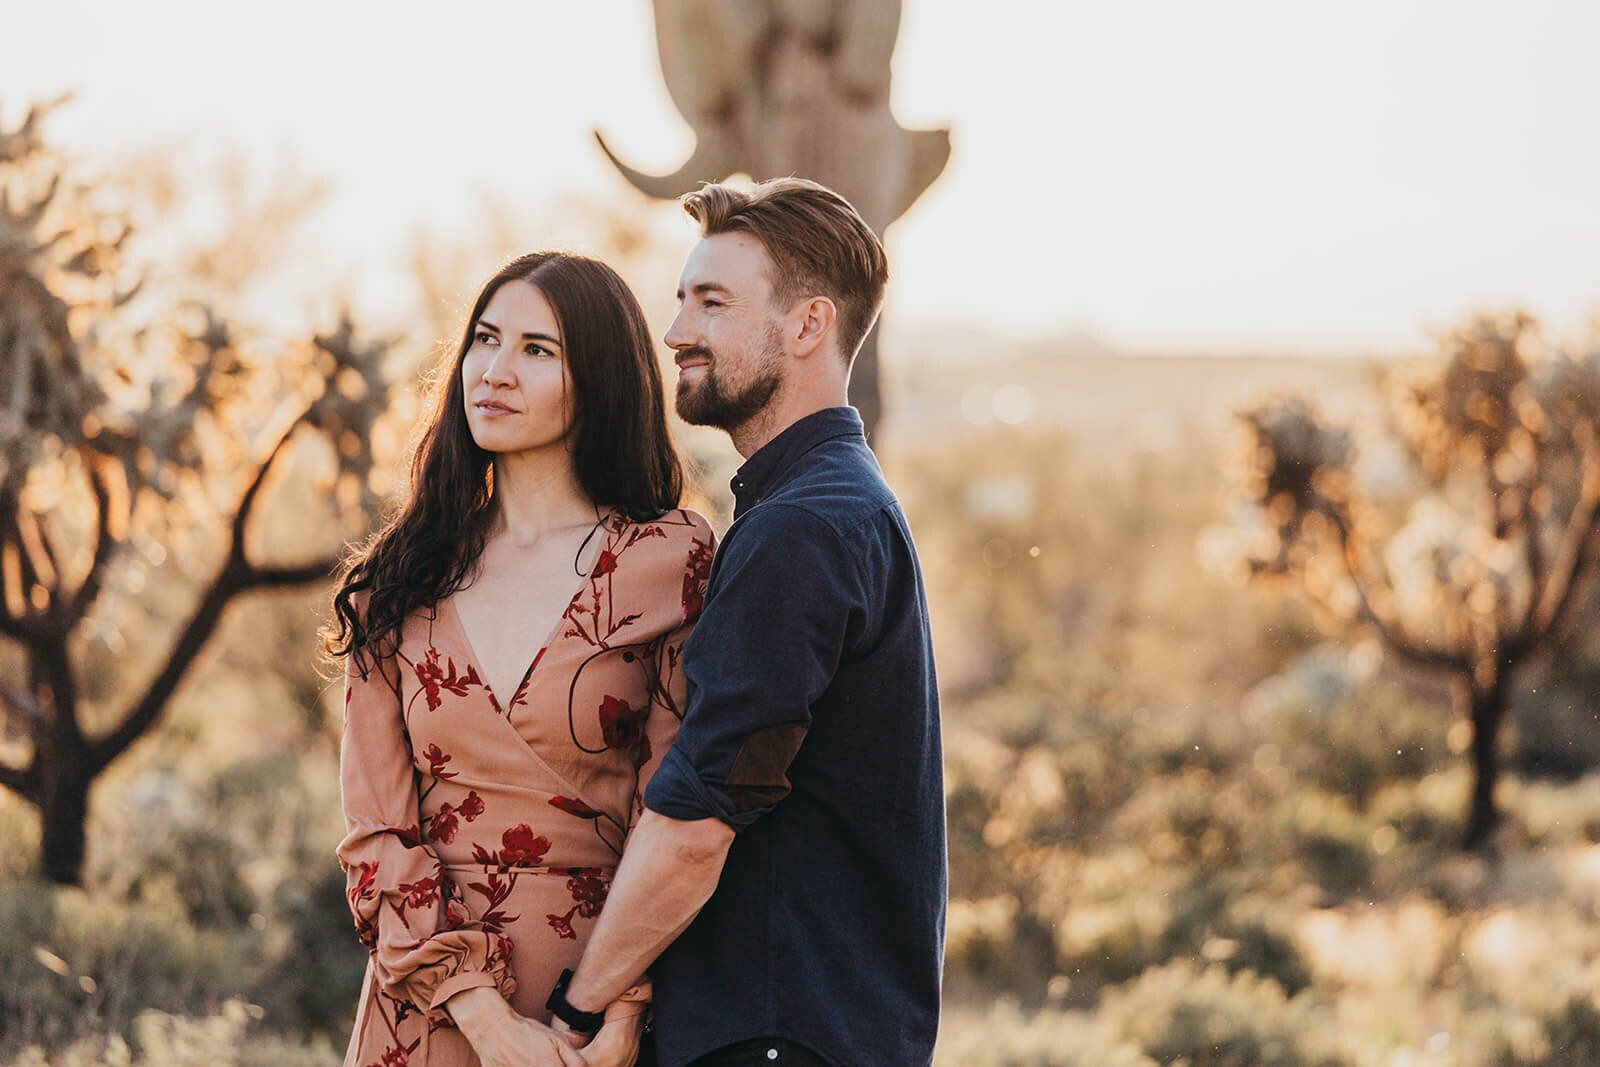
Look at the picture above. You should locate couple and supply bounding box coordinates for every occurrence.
[326,178,946,1067]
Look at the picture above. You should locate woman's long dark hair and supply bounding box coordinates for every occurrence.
[325,252,683,670]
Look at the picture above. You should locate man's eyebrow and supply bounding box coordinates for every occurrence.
[676,282,733,299]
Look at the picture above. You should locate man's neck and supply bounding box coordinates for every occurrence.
[729,382,850,459]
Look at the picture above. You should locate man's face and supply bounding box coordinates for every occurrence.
[665,232,788,430]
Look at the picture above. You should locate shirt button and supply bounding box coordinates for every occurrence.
[766,1050,778,1061]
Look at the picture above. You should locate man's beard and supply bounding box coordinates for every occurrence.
[674,328,784,430]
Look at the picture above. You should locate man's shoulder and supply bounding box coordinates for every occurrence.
[761,438,895,534]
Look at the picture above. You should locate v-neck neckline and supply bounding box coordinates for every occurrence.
[443,520,614,713]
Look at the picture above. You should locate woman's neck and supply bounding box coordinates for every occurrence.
[490,445,596,546]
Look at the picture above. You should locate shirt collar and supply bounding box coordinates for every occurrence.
[730,407,864,516]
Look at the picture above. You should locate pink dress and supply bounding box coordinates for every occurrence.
[339,509,715,1067]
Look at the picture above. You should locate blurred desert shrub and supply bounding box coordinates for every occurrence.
[937,962,1342,1066]
[0,583,360,1062]
[897,413,1600,1066]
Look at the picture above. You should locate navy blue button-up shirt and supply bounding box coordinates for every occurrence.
[644,407,946,1066]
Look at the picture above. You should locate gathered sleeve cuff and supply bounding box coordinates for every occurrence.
[337,647,515,1018]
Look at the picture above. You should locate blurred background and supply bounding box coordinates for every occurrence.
[4,1,1600,1064]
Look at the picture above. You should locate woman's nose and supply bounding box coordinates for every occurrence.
[481,351,515,385]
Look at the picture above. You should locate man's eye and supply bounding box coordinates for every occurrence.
[703,299,723,309]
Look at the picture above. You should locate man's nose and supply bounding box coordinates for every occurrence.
[663,309,695,351]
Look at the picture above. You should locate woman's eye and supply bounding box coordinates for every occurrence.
[526,343,553,357]
[473,330,497,345]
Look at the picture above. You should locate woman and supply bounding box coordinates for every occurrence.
[325,252,715,1067]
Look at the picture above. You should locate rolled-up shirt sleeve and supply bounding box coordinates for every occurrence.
[644,504,865,831]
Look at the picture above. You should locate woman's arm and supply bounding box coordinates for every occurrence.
[336,649,516,1021]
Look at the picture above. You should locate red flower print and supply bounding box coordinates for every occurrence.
[349,861,379,909]
[458,791,485,822]
[413,647,483,711]
[495,934,515,961]
[635,734,653,771]
[549,795,603,819]
[567,867,609,918]
[683,536,714,618]
[499,825,552,866]
[399,875,439,909]
[625,524,667,551]
[547,908,577,940]
[599,695,643,749]
[592,550,618,577]
[423,744,458,779]
[377,1039,420,1067]
[427,804,458,845]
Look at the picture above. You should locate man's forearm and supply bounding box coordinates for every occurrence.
[565,808,735,1014]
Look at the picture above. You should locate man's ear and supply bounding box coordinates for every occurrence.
[792,296,837,359]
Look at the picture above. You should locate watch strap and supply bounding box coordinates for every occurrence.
[546,968,607,1033]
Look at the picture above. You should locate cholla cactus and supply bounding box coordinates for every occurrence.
[1229,314,1600,848]
[0,103,400,884]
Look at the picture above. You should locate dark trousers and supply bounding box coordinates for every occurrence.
[686,1037,834,1066]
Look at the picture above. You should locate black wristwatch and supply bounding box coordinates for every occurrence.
[546,968,607,1033]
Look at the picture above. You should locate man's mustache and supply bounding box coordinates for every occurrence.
[675,347,713,368]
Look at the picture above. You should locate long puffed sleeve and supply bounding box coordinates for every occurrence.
[337,649,516,1017]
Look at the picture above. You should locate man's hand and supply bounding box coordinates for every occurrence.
[550,1014,588,1049]
[446,986,586,1067]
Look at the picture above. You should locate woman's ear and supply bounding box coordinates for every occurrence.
[793,296,837,359]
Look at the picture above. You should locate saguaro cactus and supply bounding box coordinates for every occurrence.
[597,0,951,441]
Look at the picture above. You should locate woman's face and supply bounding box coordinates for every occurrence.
[461,281,573,456]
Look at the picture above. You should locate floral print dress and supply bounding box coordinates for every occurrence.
[339,509,716,1067]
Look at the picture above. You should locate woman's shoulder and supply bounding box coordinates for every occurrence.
[604,508,715,619]
[614,507,715,548]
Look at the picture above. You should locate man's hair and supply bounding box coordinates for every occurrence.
[682,178,888,363]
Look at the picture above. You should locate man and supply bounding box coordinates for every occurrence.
[548,177,945,1066]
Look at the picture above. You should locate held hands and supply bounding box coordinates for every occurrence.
[446,986,585,1067]
[553,981,653,1067]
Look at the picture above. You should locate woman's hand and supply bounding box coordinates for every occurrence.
[446,986,586,1067]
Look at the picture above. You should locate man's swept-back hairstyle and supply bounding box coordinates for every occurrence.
[682,177,888,363]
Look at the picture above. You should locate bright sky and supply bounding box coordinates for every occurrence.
[7,0,1599,356]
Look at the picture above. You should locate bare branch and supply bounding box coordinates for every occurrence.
[67,461,118,624]
[1519,430,1600,656]
[1326,505,1469,674]
[0,514,52,648]
[228,419,301,564]
[244,559,339,588]
[0,761,32,801]
[90,411,329,774]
